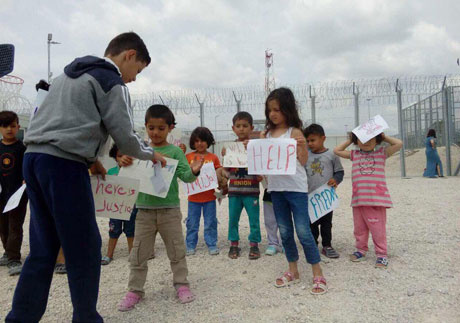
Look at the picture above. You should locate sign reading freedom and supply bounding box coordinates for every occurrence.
[247,138,297,175]
[308,183,340,223]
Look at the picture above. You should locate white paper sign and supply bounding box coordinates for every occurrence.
[3,184,27,213]
[31,89,48,120]
[119,157,178,198]
[223,142,247,168]
[247,138,297,175]
[167,128,183,147]
[308,183,340,223]
[91,175,139,221]
[184,162,218,196]
[352,115,389,144]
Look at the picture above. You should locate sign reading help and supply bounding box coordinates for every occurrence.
[91,175,139,221]
[247,138,297,175]
[352,114,389,144]
[223,142,247,168]
[118,157,178,198]
[184,162,218,196]
[308,183,340,223]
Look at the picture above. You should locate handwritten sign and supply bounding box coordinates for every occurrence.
[223,142,247,167]
[119,157,178,198]
[247,139,297,175]
[167,128,183,147]
[3,184,26,213]
[91,175,139,221]
[308,183,340,223]
[352,114,389,144]
[184,162,218,196]
[31,89,48,120]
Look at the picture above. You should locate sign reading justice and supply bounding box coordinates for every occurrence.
[247,138,297,175]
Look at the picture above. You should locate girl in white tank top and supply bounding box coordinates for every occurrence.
[263,87,327,295]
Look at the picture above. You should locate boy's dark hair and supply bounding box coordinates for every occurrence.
[35,79,50,92]
[232,111,253,126]
[104,32,151,65]
[144,104,176,126]
[303,123,325,137]
[109,143,119,161]
[0,111,19,127]
[265,87,303,132]
[351,132,383,145]
[189,127,215,150]
[427,129,436,138]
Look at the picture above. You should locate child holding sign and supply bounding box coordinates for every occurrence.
[263,88,327,295]
[334,130,402,268]
[0,111,27,276]
[185,127,222,256]
[222,112,262,260]
[304,124,344,258]
[119,105,203,311]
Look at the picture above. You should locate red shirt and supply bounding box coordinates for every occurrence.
[186,152,222,203]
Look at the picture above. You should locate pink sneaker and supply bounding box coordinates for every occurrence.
[118,291,141,312]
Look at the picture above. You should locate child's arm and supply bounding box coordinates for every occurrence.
[382,133,403,157]
[328,154,345,187]
[291,128,308,166]
[177,152,203,183]
[333,137,352,159]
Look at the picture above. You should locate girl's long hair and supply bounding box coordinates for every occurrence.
[427,129,436,138]
[265,87,303,132]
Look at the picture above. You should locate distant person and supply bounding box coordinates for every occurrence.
[6,32,166,323]
[423,129,443,178]
[0,111,28,276]
[304,124,344,258]
[334,131,402,269]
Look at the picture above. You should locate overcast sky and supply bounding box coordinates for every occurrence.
[2,0,460,135]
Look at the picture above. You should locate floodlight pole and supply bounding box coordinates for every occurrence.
[47,33,61,84]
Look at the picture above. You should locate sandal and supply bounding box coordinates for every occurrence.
[310,276,327,295]
[248,246,260,260]
[228,246,241,259]
[274,271,300,288]
[54,263,67,274]
[118,291,141,312]
[176,285,195,304]
[101,256,112,265]
[375,257,388,268]
[350,251,365,262]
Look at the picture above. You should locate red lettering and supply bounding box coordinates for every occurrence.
[95,177,104,195]
[267,145,274,170]
[252,146,263,171]
[105,184,113,195]
[96,199,107,212]
[117,186,126,195]
[277,145,282,170]
[285,144,296,172]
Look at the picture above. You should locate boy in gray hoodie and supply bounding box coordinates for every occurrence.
[6,32,165,323]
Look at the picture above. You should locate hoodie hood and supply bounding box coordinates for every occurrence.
[64,56,120,79]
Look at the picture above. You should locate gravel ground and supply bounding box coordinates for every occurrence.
[1,148,459,323]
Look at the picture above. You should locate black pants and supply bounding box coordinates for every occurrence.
[310,211,333,247]
[0,194,28,262]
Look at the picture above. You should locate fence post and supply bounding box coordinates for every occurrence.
[232,91,242,113]
[195,94,204,127]
[309,85,316,123]
[442,86,452,175]
[353,82,359,128]
[396,79,406,177]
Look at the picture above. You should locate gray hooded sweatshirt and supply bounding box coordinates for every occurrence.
[25,55,154,165]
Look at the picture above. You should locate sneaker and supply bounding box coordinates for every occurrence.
[7,261,22,276]
[101,256,112,265]
[375,257,388,268]
[186,249,196,256]
[0,254,8,266]
[321,246,340,258]
[208,247,220,255]
[265,246,278,256]
[118,291,142,312]
[54,263,67,274]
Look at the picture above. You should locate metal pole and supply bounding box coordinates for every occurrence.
[47,35,51,83]
[309,85,316,124]
[232,91,242,113]
[353,82,359,128]
[396,79,406,177]
[442,86,452,175]
[195,94,204,127]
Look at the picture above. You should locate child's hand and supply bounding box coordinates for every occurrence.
[221,147,226,156]
[90,160,107,180]
[191,155,204,175]
[327,178,338,188]
[117,155,133,167]
[256,175,264,182]
[179,143,187,153]
[153,152,167,167]
[294,135,307,148]
[243,139,250,149]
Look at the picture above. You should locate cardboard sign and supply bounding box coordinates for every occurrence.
[247,138,297,175]
[167,128,183,147]
[352,115,389,144]
[119,157,178,198]
[91,175,139,221]
[184,162,218,196]
[3,184,26,213]
[308,183,340,223]
[223,142,247,168]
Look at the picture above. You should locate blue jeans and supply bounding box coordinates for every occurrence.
[6,153,103,323]
[186,200,217,249]
[109,207,137,239]
[271,191,321,265]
